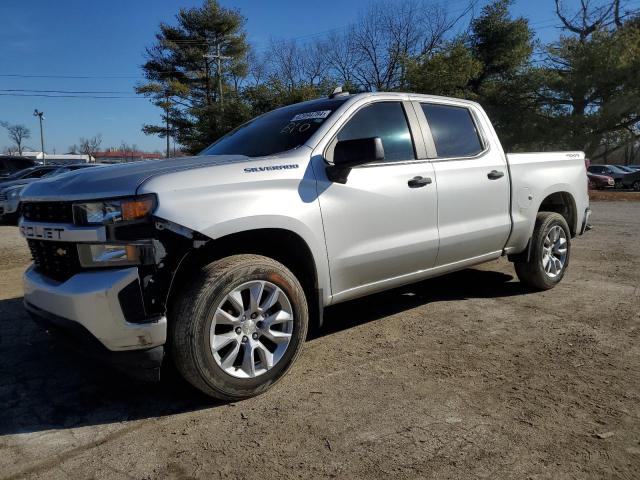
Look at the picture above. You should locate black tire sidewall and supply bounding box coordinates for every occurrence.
[187,259,308,398]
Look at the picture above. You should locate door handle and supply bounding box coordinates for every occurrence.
[487,170,504,180]
[407,176,432,188]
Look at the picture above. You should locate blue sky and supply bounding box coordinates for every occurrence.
[0,0,618,154]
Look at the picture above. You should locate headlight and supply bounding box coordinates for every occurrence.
[6,186,25,199]
[73,195,156,225]
[77,242,155,268]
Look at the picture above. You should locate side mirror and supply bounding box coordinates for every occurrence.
[327,137,385,183]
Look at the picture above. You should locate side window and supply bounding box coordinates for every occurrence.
[421,103,483,158]
[336,102,415,162]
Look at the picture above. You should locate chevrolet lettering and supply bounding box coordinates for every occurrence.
[20,225,65,240]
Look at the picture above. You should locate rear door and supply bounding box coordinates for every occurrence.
[315,100,439,300]
[416,101,511,266]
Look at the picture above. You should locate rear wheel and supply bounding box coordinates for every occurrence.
[170,254,308,400]
[633,180,640,192]
[514,212,571,290]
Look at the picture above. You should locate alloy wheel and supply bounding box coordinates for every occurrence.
[210,280,294,378]
[542,225,567,278]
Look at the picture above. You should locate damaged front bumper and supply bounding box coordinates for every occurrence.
[23,265,167,379]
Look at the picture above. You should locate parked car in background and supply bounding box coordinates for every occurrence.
[0,165,63,189]
[587,164,640,190]
[0,164,104,224]
[587,172,615,190]
[0,156,37,178]
[622,165,640,172]
[613,165,636,173]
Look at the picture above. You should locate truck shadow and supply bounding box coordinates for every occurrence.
[317,268,527,338]
[0,267,527,436]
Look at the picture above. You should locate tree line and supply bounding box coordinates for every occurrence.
[137,0,640,163]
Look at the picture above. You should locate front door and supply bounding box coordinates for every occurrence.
[314,101,439,301]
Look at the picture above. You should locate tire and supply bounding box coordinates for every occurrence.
[514,212,571,291]
[614,180,623,189]
[169,254,308,400]
[633,180,640,192]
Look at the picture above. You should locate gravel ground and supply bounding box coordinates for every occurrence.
[0,201,638,480]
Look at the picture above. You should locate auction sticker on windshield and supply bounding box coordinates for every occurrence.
[290,110,332,122]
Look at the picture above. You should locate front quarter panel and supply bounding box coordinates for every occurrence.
[137,150,332,304]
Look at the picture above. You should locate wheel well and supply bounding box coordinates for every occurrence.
[538,192,577,236]
[167,228,320,326]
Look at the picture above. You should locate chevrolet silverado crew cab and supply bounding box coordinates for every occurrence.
[19,92,591,400]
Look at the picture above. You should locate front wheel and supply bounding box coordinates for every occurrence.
[170,254,308,400]
[633,180,640,192]
[514,212,571,290]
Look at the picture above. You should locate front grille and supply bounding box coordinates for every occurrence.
[0,192,7,201]
[22,201,74,223]
[28,240,82,282]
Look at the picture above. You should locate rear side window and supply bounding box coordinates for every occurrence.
[421,104,483,158]
[337,102,415,162]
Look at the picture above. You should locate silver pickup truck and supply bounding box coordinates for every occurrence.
[18,92,590,399]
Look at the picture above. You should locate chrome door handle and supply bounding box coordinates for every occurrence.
[407,176,432,188]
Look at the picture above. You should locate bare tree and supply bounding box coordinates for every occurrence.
[554,0,634,40]
[0,122,31,155]
[299,40,330,85]
[325,30,361,87]
[348,0,469,91]
[418,0,477,56]
[267,38,302,90]
[119,141,140,162]
[79,134,102,162]
[246,49,269,87]
[349,3,395,91]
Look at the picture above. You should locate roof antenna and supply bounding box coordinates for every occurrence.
[329,86,349,99]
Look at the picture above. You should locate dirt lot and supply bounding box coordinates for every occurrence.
[0,201,638,480]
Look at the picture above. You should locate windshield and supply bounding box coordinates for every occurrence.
[201,98,348,157]
[42,168,68,178]
[4,168,36,180]
[608,165,630,174]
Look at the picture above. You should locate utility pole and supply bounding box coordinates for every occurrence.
[33,109,45,165]
[164,92,170,158]
[206,41,231,107]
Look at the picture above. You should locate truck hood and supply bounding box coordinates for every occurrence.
[21,155,250,201]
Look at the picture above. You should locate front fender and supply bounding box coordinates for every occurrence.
[138,154,331,305]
